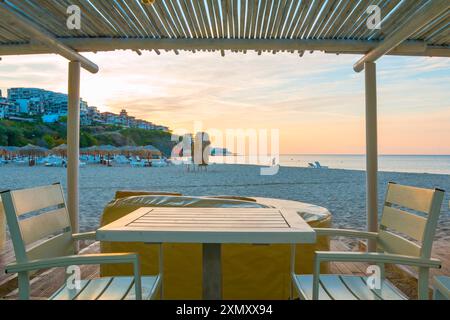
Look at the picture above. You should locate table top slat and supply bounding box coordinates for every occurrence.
[97,207,316,244]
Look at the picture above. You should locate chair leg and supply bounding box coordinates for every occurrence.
[133,259,142,300]
[418,267,430,300]
[18,271,30,300]
[159,243,164,300]
[289,244,296,300]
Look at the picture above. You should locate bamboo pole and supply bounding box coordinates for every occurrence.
[365,61,378,252]
[67,61,81,238]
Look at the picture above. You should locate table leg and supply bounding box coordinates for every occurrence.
[202,243,222,300]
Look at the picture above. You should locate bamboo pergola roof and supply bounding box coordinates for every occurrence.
[0,0,448,65]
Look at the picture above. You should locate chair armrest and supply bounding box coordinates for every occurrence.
[5,253,139,274]
[72,231,96,241]
[313,228,378,240]
[6,252,143,300]
[314,251,441,268]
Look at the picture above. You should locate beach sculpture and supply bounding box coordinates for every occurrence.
[192,132,211,167]
[176,132,211,171]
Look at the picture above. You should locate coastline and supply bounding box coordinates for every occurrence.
[0,163,448,242]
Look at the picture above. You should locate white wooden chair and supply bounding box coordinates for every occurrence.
[433,276,450,300]
[292,182,445,300]
[1,183,161,300]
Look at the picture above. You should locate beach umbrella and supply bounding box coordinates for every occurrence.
[118,145,142,157]
[2,146,20,153]
[95,145,119,166]
[0,146,19,159]
[18,144,48,166]
[119,145,140,152]
[96,145,119,154]
[142,145,161,152]
[80,145,98,155]
[51,144,67,157]
[140,145,162,158]
[18,144,48,156]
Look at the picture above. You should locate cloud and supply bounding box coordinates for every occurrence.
[0,51,449,154]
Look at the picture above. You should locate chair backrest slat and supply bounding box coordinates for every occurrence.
[380,206,427,241]
[379,182,445,259]
[26,231,74,261]
[385,183,435,213]
[11,185,65,216]
[378,229,422,257]
[1,184,74,264]
[20,208,71,246]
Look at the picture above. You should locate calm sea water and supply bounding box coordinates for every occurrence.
[210,155,450,175]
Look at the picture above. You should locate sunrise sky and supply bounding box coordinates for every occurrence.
[0,51,449,155]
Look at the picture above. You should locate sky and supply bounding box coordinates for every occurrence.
[0,50,449,155]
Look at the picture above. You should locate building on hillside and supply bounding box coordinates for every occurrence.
[127,116,136,128]
[86,106,102,124]
[7,87,45,101]
[0,98,14,119]
[119,109,129,127]
[3,88,170,132]
[101,112,121,126]
[7,87,87,117]
[134,119,152,130]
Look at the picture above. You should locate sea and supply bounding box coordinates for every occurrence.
[210,154,450,175]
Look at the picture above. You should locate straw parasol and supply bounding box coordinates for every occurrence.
[80,145,97,155]
[117,145,145,158]
[51,144,67,157]
[96,145,119,155]
[139,145,162,159]
[2,146,19,153]
[18,144,48,166]
[18,144,48,156]
[0,146,19,159]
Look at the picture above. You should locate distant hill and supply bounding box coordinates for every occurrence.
[0,119,176,156]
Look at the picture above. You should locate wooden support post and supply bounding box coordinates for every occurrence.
[67,61,81,239]
[365,61,378,252]
[202,243,222,300]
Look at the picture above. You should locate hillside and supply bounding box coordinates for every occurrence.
[0,119,176,156]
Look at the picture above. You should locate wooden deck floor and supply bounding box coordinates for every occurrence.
[1,239,448,300]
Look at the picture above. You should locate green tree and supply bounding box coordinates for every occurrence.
[80,132,98,148]
[43,134,56,148]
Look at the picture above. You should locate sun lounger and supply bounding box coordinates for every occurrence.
[314,161,328,169]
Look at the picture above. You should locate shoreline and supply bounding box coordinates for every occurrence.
[2,159,450,176]
[0,164,449,244]
[210,161,450,176]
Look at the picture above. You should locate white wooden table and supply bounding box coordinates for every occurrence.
[96,207,316,300]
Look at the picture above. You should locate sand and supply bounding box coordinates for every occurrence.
[1,163,449,243]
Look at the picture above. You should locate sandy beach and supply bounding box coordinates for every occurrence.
[1,164,449,243]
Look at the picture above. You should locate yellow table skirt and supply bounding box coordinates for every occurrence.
[100,194,331,300]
